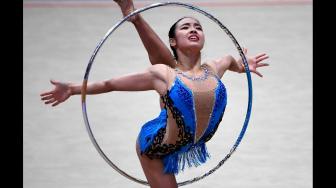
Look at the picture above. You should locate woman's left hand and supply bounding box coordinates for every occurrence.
[242,48,269,77]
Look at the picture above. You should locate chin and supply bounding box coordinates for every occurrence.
[188,43,204,51]
[177,42,204,53]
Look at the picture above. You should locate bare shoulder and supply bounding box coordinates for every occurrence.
[148,63,171,74]
[207,55,232,68]
[218,55,234,66]
[147,64,172,81]
[147,64,173,94]
[205,55,234,78]
[204,60,218,72]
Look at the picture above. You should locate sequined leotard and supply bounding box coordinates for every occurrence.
[138,64,227,174]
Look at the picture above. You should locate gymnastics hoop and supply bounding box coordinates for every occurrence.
[81,2,253,186]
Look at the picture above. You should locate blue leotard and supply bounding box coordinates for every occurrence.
[138,65,227,174]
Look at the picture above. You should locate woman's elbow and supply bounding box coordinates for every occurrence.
[103,80,115,92]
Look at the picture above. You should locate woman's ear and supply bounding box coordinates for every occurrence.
[169,38,176,48]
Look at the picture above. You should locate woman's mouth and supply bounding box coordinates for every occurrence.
[188,35,199,41]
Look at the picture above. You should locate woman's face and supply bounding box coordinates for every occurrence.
[170,17,205,53]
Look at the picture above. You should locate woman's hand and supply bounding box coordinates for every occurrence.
[241,48,269,77]
[40,80,72,107]
[113,0,137,22]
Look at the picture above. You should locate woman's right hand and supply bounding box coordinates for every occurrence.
[40,79,72,107]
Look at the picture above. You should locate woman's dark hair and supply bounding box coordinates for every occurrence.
[168,17,195,60]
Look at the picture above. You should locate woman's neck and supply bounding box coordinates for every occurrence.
[176,52,202,73]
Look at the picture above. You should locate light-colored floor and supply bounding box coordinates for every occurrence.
[23,0,312,187]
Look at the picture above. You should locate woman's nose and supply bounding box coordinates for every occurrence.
[189,29,197,34]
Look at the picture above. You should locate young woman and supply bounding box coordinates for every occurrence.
[40,1,269,187]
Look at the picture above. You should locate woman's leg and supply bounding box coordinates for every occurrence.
[113,0,175,67]
[136,142,178,188]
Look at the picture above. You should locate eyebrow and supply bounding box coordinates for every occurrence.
[179,22,202,28]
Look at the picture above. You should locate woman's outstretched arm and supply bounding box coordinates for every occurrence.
[209,48,269,78]
[40,64,168,107]
[113,0,176,67]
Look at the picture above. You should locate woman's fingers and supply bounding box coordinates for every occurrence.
[243,51,268,78]
[43,96,64,106]
[45,98,56,105]
[257,63,269,68]
[41,95,54,101]
[50,79,59,85]
[52,101,61,107]
[256,55,269,62]
[243,47,247,54]
[255,53,267,59]
[113,0,135,20]
[40,91,53,96]
[41,80,59,96]
[252,70,263,77]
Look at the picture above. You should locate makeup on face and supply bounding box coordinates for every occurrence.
[175,18,205,47]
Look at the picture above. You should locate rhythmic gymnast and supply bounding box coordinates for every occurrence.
[40,0,269,187]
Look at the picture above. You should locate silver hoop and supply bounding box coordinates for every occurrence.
[81,1,253,186]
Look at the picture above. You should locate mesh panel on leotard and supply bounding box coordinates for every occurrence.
[162,64,218,144]
[178,64,217,142]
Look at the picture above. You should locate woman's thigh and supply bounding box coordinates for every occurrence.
[136,142,177,188]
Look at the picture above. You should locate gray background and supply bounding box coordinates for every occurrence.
[24,0,312,187]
